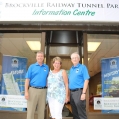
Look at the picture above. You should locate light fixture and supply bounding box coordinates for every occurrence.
[26,41,41,50]
[88,42,101,51]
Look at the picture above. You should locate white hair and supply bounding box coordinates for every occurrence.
[70,52,80,59]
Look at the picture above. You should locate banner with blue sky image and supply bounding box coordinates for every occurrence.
[101,57,119,113]
[0,55,27,111]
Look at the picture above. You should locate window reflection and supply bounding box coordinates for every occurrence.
[88,34,119,113]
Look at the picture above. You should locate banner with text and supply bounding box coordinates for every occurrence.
[0,55,27,111]
[94,97,119,110]
[0,95,27,108]
[101,57,119,113]
[0,0,119,22]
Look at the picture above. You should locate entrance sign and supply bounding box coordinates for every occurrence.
[0,0,119,22]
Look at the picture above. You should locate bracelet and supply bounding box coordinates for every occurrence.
[82,93,86,94]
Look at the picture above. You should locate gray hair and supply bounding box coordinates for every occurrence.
[70,52,80,59]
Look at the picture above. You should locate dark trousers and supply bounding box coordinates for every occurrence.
[70,89,87,119]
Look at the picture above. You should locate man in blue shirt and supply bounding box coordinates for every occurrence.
[25,51,49,119]
[68,52,90,119]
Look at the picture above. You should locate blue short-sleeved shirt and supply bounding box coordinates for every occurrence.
[68,63,90,89]
[25,62,49,87]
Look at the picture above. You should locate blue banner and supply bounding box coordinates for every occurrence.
[101,57,119,113]
[0,55,27,111]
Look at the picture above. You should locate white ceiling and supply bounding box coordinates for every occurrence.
[0,33,41,66]
[88,34,119,77]
[0,33,119,77]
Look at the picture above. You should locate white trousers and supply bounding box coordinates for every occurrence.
[48,97,64,119]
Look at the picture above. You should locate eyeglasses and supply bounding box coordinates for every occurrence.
[71,57,79,60]
[54,62,61,65]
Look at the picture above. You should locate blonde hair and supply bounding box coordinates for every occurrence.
[53,57,62,64]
